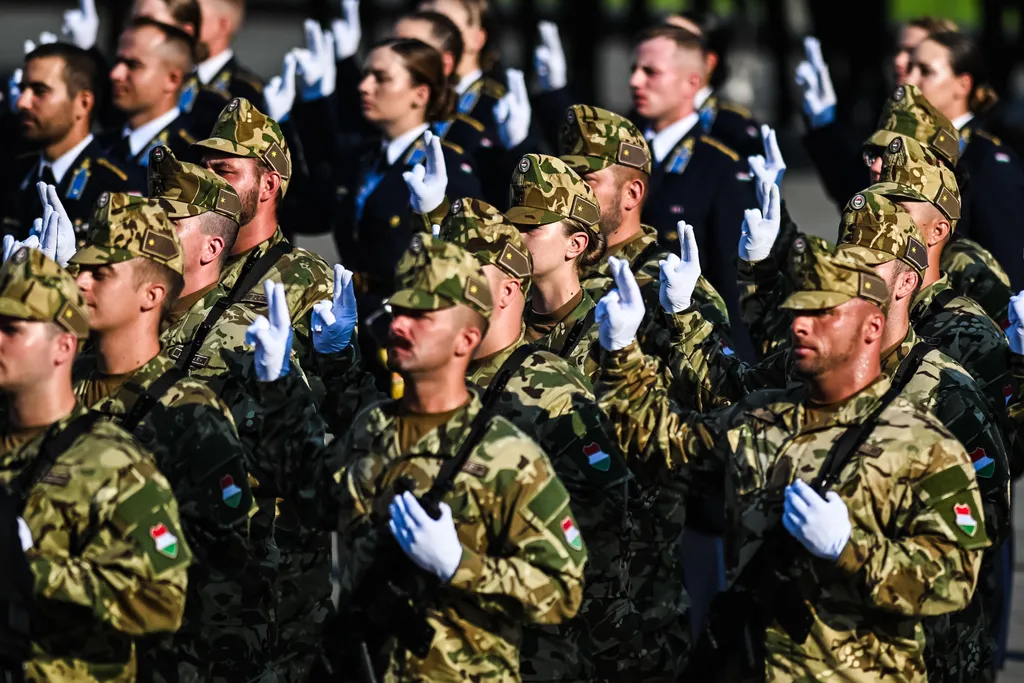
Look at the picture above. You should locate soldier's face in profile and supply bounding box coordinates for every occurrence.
[203,153,261,225]
[74,263,142,333]
[904,40,968,119]
[583,168,624,235]
[0,316,66,391]
[630,38,700,123]
[893,24,929,85]
[518,221,576,279]
[17,56,79,145]
[110,26,177,116]
[359,47,429,128]
[790,301,863,379]
[386,306,457,373]
[421,0,485,62]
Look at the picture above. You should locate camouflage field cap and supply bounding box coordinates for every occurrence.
[558,104,653,175]
[192,97,292,197]
[70,193,184,275]
[507,154,602,233]
[878,135,961,224]
[0,248,89,340]
[148,146,243,224]
[782,239,889,313]
[836,188,929,276]
[388,233,493,319]
[866,84,959,169]
[439,198,534,293]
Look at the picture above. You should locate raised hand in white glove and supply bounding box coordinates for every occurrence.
[8,69,22,115]
[1008,291,1024,355]
[738,182,781,263]
[331,0,361,61]
[747,125,786,203]
[264,51,299,122]
[295,20,337,101]
[23,40,36,56]
[389,490,463,583]
[402,131,447,214]
[37,183,76,267]
[245,280,295,382]
[2,235,41,263]
[62,0,99,50]
[494,69,531,150]
[596,256,646,351]
[659,222,701,313]
[783,479,852,561]
[312,264,358,353]
[794,37,837,129]
[534,21,567,92]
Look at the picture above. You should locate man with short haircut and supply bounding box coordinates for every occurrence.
[194,0,265,106]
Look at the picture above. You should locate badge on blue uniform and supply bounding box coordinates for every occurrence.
[458,87,480,115]
[667,138,695,175]
[66,161,91,200]
[432,120,453,139]
[178,80,198,114]
[698,101,717,135]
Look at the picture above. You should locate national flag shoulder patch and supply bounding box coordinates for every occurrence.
[969,448,995,479]
[560,516,583,550]
[583,442,610,471]
[220,474,243,508]
[954,503,978,537]
[150,523,180,558]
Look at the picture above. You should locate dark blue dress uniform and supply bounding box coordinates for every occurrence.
[643,130,758,359]
[96,108,208,170]
[197,56,266,111]
[1,136,142,240]
[695,92,764,159]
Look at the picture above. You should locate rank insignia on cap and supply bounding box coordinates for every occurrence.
[518,157,531,173]
[451,199,463,214]
[618,142,648,170]
[97,192,110,208]
[228,98,240,112]
[141,229,178,261]
[904,237,928,271]
[571,196,600,226]
[464,275,489,310]
[410,234,423,254]
[888,137,902,153]
[11,248,27,264]
[850,194,866,210]
[893,86,905,101]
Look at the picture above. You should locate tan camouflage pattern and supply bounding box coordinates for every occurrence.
[0,248,88,340]
[193,97,293,197]
[878,135,962,224]
[596,342,988,682]
[941,237,1013,326]
[388,233,494,319]
[0,403,190,682]
[507,154,602,233]
[71,193,185,276]
[147,146,243,223]
[781,239,890,312]
[837,187,929,276]
[557,104,653,175]
[439,197,534,292]
[526,288,601,381]
[867,84,960,170]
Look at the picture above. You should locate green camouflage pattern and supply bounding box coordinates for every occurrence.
[147,146,243,223]
[507,154,602,232]
[595,342,988,682]
[0,247,89,340]
[193,97,293,197]
[70,351,271,683]
[837,188,929,276]
[0,403,190,682]
[251,378,586,681]
[388,233,494,319]
[71,193,185,275]
[781,240,890,312]
[526,288,601,381]
[558,104,653,175]
[439,197,533,291]
[877,135,962,224]
[941,237,1013,327]
[867,84,960,170]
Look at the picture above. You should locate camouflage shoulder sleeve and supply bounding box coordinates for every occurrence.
[448,419,586,626]
[835,406,988,616]
[28,426,190,636]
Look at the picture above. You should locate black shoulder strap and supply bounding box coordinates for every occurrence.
[631,241,662,273]
[419,408,494,519]
[927,288,959,319]
[481,344,537,409]
[559,308,596,360]
[8,412,103,511]
[120,366,187,433]
[811,341,934,492]
[176,241,293,372]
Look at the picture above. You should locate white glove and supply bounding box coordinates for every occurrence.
[331,0,361,61]
[312,264,358,353]
[389,490,463,583]
[264,51,299,123]
[794,37,837,129]
[8,69,22,115]
[37,183,76,267]
[596,256,646,351]
[39,32,58,46]
[17,517,32,551]
[295,20,337,101]
[2,235,41,263]
[783,479,852,561]
[245,280,295,382]
[534,21,567,92]
[494,69,531,150]
[738,182,781,263]
[62,0,99,50]
[23,40,36,55]
[747,125,786,202]
[1008,291,1024,355]
[402,131,447,214]
[659,222,702,313]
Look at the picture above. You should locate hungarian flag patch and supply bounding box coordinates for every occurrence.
[561,516,583,550]
[954,503,978,537]
[150,523,180,558]
[221,474,243,508]
[583,443,610,471]
[969,448,995,479]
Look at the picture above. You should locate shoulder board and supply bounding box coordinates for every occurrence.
[481,78,507,99]
[454,113,485,132]
[199,85,231,103]
[235,72,265,94]
[441,139,465,156]
[699,135,739,162]
[96,158,128,182]
[976,130,1003,146]
[178,129,197,145]
[719,101,753,119]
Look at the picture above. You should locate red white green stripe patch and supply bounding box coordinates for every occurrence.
[561,516,582,550]
[150,523,179,558]
[954,503,978,537]
[221,475,243,508]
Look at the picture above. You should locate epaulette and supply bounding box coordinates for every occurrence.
[481,77,507,99]
[178,129,197,145]
[454,113,485,132]
[200,85,231,103]
[96,158,128,182]
[441,139,465,156]
[699,135,739,162]
[719,101,753,119]
[976,130,1003,146]
[234,66,265,94]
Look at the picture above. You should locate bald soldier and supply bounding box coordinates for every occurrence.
[246,234,586,681]
[0,248,190,681]
[595,248,988,681]
[67,193,260,682]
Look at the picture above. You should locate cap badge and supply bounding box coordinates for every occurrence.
[451,199,463,214]
[97,192,109,208]
[410,234,424,254]
[893,86,906,102]
[228,98,240,112]
[518,157,531,174]
[888,137,902,154]
[851,194,866,210]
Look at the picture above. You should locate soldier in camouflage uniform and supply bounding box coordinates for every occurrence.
[595,247,989,682]
[247,234,587,681]
[193,99,335,678]
[508,154,605,380]
[0,248,190,681]
[66,193,263,682]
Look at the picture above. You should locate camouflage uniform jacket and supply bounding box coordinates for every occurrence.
[595,342,989,682]
[940,236,1013,328]
[528,289,601,382]
[71,352,267,682]
[0,403,191,682]
[253,378,586,681]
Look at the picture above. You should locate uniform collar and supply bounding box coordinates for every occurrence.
[881,326,918,378]
[40,133,94,185]
[383,123,429,166]
[951,112,975,131]
[645,112,699,164]
[467,325,528,386]
[455,69,483,95]
[792,375,893,433]
[123,107,181,158]
[694,85,713,110]
[197,49,234,85]
[910,273,952,323]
